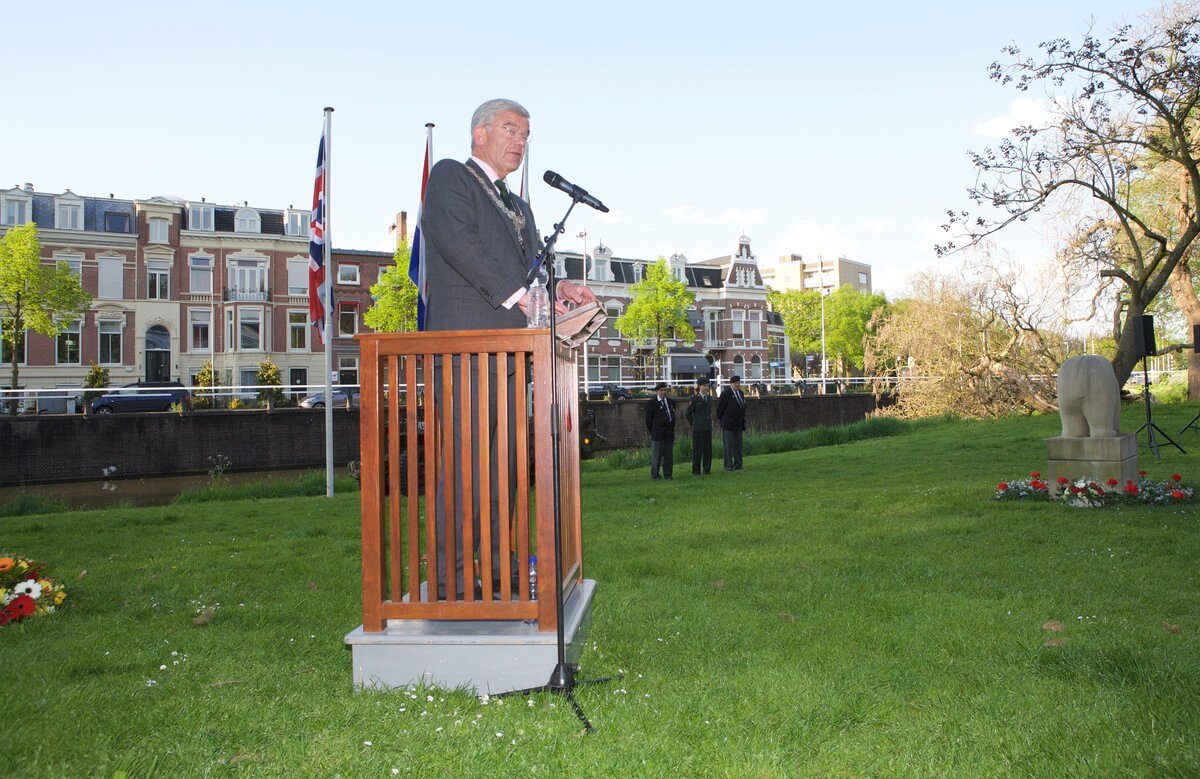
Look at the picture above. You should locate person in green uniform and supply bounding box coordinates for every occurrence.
[685,377,714,475]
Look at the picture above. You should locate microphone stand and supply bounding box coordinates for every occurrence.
[1134,355,1185,458]
[499,194,616,732]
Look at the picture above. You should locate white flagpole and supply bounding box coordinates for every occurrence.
[323,106,335,498]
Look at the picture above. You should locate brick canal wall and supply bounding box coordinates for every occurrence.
[1,394,881,486]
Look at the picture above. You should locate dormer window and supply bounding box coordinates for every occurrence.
[1,189,32,226]
[149,217,169,244]
[54,192,84,230]
[285,209,311,237]
[235,207,261,233]
[188,203,214,231]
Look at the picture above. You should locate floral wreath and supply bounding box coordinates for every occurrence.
[995,470,1194,507]
[0,556,68,626]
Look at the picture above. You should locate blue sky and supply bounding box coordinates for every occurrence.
[6,0,1151,297]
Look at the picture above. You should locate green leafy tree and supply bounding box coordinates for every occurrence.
[82,364,110,404]
[0,222,92,403]
[364,239,419,333]
[615,258,695,379]
[192,360,218,410]
[255,358,286,408]
[768,286,888,375]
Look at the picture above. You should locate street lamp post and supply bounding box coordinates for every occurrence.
[819,288,827,395]
[578,229,589,394]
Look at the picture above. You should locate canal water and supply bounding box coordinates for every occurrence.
[0,467,351,511]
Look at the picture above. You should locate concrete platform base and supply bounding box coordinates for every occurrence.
[345,579,597,695]
[1047,434,1138,493]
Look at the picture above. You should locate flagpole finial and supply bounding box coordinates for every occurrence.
[324,106,335,113]
[425,122,435,128]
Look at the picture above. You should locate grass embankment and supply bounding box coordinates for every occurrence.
[1,405,1198,776]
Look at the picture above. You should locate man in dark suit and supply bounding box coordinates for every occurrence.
[716,374,747,471]
[645,382,676,480]
[421,98,595,598]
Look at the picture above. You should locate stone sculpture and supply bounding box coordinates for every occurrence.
[1057,354,1121,438]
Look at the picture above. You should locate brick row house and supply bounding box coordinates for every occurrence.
[555,235,790,387]
[0,184,391,396]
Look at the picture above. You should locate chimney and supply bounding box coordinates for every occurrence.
[396,211,408,250]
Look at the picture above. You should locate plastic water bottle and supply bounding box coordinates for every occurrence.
[528,555,538,601]
[526,267,550,328]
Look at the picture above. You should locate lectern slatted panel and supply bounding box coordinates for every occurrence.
[354,329,583,632]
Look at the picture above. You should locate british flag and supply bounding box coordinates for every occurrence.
[309,134,331,341]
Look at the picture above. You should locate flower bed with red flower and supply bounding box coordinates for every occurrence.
[0,555,67,626]
[994,470,1194,508]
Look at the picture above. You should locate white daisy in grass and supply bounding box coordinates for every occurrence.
[12,580,42,600]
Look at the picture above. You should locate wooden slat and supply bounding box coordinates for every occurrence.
[387,355,402,601]
[458,353,474,602]
[515,354,530,601]
[496,351,511,601]
[532,334,556,622]
[477,352,493,602]
[422,354,438,602]
[440,356,456,601]
[359,338,386,632]
[405,356,420,600]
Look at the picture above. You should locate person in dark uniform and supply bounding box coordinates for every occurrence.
[716,374,747,471]
[645,382,676,480]
[685,377,714,475]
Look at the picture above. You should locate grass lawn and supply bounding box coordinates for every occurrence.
[2,405,1198,776]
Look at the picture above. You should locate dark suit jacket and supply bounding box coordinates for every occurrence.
[645,396,676,442]
[716,387,747,431]
[420,158,540,331]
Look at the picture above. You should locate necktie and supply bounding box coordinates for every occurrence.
[495,179,515,211]
[662,399,671,421]
[735,390,743,407]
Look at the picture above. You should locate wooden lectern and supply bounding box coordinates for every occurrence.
[355,328,584,634]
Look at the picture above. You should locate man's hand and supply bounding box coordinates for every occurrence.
[556,280,597,307]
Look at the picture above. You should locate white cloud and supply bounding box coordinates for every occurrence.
[775,221,861,260]
[663,205,762,226]
[716,209,763,225]
[972,97,1050,138]
[663,204,703,222]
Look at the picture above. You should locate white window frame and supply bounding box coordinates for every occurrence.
[235,207,261,233]
[731,309,745,339]
[338,302,358,337]
[189,254,213,293]
[288,309,309,352]
[338,356,359,386]
[229,257,268,296]
[54,251,83,279]
[238,306,265,351]
[1,190,32,226]
[147,260,170,299]
[98,256,124,299]
[287,258,309,295]
[188,309,211,352]
[187,203,214,231]
[748,310,762,340]
[149,217,169,244]
[56,320,82,366]
[98,319,123,366]
[858,272,868,286]
[337,263,360,285]
[54,194,83,230]
[285,209,311,237]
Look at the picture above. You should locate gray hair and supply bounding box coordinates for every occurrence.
[470,98,529,147]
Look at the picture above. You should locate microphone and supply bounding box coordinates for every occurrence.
[543,170,610,213]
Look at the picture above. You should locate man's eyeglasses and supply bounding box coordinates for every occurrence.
[487,123,531,141]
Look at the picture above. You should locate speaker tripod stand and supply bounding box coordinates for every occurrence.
[1181,408,1200,435]
[1135,357,1185,458]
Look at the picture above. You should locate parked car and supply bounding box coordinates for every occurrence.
[585,383,632,400]
[298,389,360,409]
[90,382,191,414]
